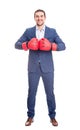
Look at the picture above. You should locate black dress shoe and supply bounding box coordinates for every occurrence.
[25,118,33,126]
[50,118,58,126]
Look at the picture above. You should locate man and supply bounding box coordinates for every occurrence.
[15,9,66,126]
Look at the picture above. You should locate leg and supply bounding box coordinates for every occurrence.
[27,72,40,118]
[42,72,56,119]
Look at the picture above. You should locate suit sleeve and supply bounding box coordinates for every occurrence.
[15,29,28,49]
[54,29,66,51]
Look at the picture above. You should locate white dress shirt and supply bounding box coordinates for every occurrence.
[36,25,45,40]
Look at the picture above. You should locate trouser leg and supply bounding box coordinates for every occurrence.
[27,72,40,118]
[42,72,56,119]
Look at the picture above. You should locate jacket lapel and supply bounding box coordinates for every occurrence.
[31,26,36,38]
[44,26,49,38]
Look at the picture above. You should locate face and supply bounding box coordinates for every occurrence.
[34,11,46,26]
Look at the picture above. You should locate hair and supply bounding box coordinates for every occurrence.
[34,9,46,17]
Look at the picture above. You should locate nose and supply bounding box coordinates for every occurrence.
[38,17,42,20]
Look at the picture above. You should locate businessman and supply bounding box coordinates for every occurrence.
[15,9,66,126]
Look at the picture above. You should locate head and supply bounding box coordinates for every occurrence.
[34,9,46,27]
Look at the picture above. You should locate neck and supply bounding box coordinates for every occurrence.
[37,24,45,30]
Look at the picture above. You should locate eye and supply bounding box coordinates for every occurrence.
[41,15,44,18]
[35,15,39,18]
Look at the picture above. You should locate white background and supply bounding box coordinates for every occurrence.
[0,0,80,129]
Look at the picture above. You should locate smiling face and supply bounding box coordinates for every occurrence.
[34,11,46,27]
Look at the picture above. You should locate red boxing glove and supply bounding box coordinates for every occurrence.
[39,38,51,51]
[22,42,28,51]
[28,38,39,50]
[52,43,57,51]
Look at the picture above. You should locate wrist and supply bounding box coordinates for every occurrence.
[52,43,57,51]
[22,42,28,51]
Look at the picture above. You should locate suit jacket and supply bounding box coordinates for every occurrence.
[15,26,66,72]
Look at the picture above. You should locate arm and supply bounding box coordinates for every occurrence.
[15,29,28,50]
[53,29,66,51]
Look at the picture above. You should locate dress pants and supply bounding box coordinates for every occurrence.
[27,62,56,119]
